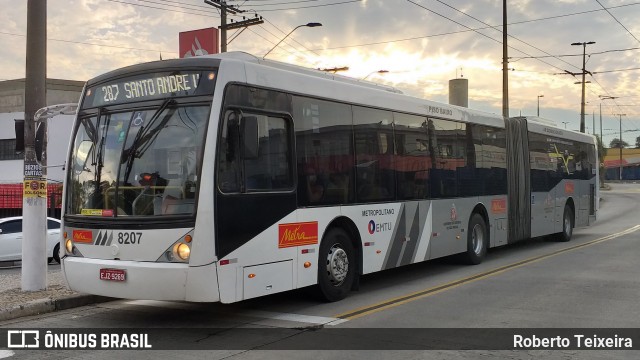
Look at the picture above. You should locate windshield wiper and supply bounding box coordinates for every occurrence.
[122,99,176,184]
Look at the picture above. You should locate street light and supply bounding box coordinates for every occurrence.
[561,121,569,129]
[599,95,618,140]
[571,41,595,133]
[363,70,389,80]
[263,22,322,58]
[616,114,626,180]
[537,94,544,116]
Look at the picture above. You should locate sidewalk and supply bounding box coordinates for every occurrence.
[0,264,108,321]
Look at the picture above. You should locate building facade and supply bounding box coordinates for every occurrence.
[0,78,84,216]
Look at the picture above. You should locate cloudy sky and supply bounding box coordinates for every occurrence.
[1,0,639,146]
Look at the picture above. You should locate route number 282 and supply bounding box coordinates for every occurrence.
[118,232,142,244]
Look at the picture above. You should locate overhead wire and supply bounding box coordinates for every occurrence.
[595,0,640,44]
[408,0,639,133]
[243,0,363,12]
[429,0,582,72]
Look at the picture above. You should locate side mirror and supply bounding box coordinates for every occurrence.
[242,116,259,160]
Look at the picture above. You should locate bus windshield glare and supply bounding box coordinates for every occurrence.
[67,70,216,218]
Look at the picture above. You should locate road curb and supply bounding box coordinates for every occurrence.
[0,295,113,322]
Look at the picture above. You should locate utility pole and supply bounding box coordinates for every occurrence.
[502,0,509,118]
[599,103,602,140]
[570,41,595,133]
[220,2,227,52]
[537,94,544,116]
[205,0,263,53]
[616,114,626,180]
[23,0,47,291]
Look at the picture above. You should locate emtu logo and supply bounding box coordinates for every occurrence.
[367,220,392,234]
[368,220,376,234]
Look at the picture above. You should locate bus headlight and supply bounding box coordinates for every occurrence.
[63,238,84,257]
[175,243,191,260]
[156,231,193,263]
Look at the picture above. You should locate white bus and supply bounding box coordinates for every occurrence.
[61,52,598,303]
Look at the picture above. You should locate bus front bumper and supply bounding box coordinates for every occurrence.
[62,257,220,302]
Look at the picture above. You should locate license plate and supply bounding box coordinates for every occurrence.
[99,268,126,282]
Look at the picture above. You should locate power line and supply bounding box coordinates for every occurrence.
[0,30,177,55]
[243,0,362,12]
[260,17,322,57]
[403,0,570,74]
[227,0,321,2]
[106,0,220,17]
[155,0,221,11]
[3,1,634,62]
[244,26,311,62]
[593,66,640,74]
[432,0,583,72]
[595,0,640,44]
[511,47,640,61]
[272,2,640,55]
[228,0,324,6]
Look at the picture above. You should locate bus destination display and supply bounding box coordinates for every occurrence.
[83,70,216,108]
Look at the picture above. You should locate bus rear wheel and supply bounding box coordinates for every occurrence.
[316,228,355,302]
[556,205,574,242]
[464,214,487,265]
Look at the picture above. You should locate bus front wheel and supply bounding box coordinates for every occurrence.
[464,213,487,265]
[316,228,355,302]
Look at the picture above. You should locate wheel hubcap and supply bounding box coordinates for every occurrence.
[326,244,349,286]
[472,224,483,255]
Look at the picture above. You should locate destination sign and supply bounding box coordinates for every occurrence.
[82,70,217,108]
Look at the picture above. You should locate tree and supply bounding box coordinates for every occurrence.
[609,138,629,149]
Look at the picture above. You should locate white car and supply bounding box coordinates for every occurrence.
[0,216,61,264]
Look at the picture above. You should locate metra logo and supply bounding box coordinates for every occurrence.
[72,230,93,243]
[491,199,507,214]
[278,222,318,248]
[565,182,575,194]
[367,220,392,234]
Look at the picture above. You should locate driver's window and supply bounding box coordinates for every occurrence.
[217,111,293,193]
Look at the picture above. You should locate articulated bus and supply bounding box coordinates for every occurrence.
[61,52,598,303]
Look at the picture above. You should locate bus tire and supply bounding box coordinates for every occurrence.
[53,243,61,264]
[464,213,487,265]
[556,205,574,242]
[316,228,355,302]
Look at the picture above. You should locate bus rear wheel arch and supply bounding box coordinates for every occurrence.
[315,227,357,302]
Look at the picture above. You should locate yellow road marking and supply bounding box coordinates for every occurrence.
[335,225,640,320]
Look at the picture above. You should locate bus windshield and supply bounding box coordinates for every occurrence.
[67,103,209,217]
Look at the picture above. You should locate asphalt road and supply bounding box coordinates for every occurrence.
[2,183,640,359]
